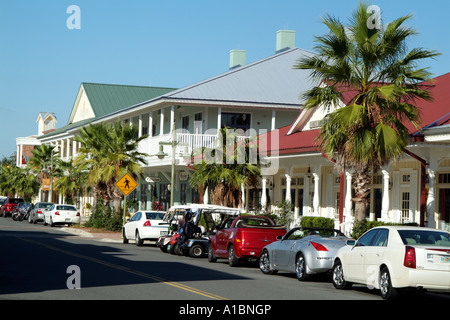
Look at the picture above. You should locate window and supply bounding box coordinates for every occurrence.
[356,229,378,246]
[194,113,202,134]
[401,192,410,223]
[439,173,450,184]
[221,112,251,131]
[182,115,189,132]
[372,229,389,247]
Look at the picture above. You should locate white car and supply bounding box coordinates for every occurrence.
[123,211,168,246]
[332,226,450,299]
[44,204,80,227]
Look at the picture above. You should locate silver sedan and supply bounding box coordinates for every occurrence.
[259,227,347,281]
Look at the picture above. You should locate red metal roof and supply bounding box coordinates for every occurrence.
[260,73,450,156]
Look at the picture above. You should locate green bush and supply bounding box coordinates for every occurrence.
[84,203,122,231]
[300,216,335,229]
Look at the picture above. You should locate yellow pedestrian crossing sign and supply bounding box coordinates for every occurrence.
[116,173,137,196]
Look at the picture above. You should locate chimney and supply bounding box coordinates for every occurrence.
[229,49,246,70]
[276,30,296,53]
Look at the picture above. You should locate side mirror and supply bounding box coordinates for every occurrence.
[276,235,284,241]
[346,239,357,246]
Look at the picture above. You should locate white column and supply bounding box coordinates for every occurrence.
[261,177,267,211]
[241,183,245,211]
[271,110,276,131]
[72,138,77,157]
[313,171,320,216]
[203,187,209,204]
[159,108,164,136]
[427,169,436,229]
[345,171,352,219]
[285,174,292,204]
[138,114,143,137]
[217,108,222,133]
[17,144,21,166]
[149,112,153,138]
[170,105,175,132]
[381,170,390,222]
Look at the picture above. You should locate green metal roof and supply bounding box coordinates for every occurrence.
[40,83,177,139]
[81,83,177,119]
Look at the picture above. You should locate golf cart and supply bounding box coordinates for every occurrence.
[166,204,241,258]
[156,205,191,253]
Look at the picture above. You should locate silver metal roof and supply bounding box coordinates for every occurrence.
[163,48,317,107]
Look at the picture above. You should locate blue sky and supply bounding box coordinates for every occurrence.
[1,0,449,159]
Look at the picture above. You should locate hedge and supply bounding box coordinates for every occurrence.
[300,216,335,229]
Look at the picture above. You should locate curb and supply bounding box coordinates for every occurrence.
[61,227,123,243]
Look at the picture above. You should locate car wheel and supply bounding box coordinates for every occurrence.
[379,267,398,300]
[228,245,239,267]
[208,243,217,262]
[135,231,143,246]
[332,260,352,290]
[259,250,277,275]
[295,253,309,281]
[122,229,129,244]
[189,244,204,258]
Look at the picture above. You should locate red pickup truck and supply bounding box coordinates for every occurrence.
[208,215,286,267]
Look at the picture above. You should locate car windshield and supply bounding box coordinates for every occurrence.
[234,216,275,227]
[39,203,53,208]
[398,230,450,247]
[10,199,23,204]
[145,212,165,220]
[56,205,77,211]
[286,228,344,240]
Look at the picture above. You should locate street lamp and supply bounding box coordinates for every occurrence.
[153,122,176,208]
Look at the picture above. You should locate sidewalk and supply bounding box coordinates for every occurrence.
[61,226,123,243]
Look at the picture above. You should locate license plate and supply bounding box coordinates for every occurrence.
[65,218,71,222]
[440,255,450,264]
[160,231,168,236]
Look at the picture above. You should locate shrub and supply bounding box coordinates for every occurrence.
[84,202,122,231]
[300,216,335,229]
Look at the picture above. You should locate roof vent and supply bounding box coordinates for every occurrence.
[229,49,246,70]
[276,30,296,53]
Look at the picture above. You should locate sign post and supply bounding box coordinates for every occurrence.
[115,173,138,226]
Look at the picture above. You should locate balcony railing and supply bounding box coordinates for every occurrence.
[140,132,249,163]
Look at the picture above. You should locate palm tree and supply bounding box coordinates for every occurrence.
[27,144,60,201]
[294,2,440,223]
[74,120,148,216]
[54,158,87,204]
[189,128,261,208]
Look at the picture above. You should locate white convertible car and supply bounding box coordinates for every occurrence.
[332,226,450,299]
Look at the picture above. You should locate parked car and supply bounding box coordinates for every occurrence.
[0,197,24,217]
[123,211,167,246]
[208,215,286,266]
[259,227,347,281]
[28,202,53,224]
[331,226,450,299]
[43,204,80,227]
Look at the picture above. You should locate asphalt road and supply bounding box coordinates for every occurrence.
[1,217,449,308]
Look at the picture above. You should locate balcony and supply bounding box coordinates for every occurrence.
[139,132,248,166]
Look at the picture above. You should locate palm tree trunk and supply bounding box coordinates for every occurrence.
[353,164,371,222]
